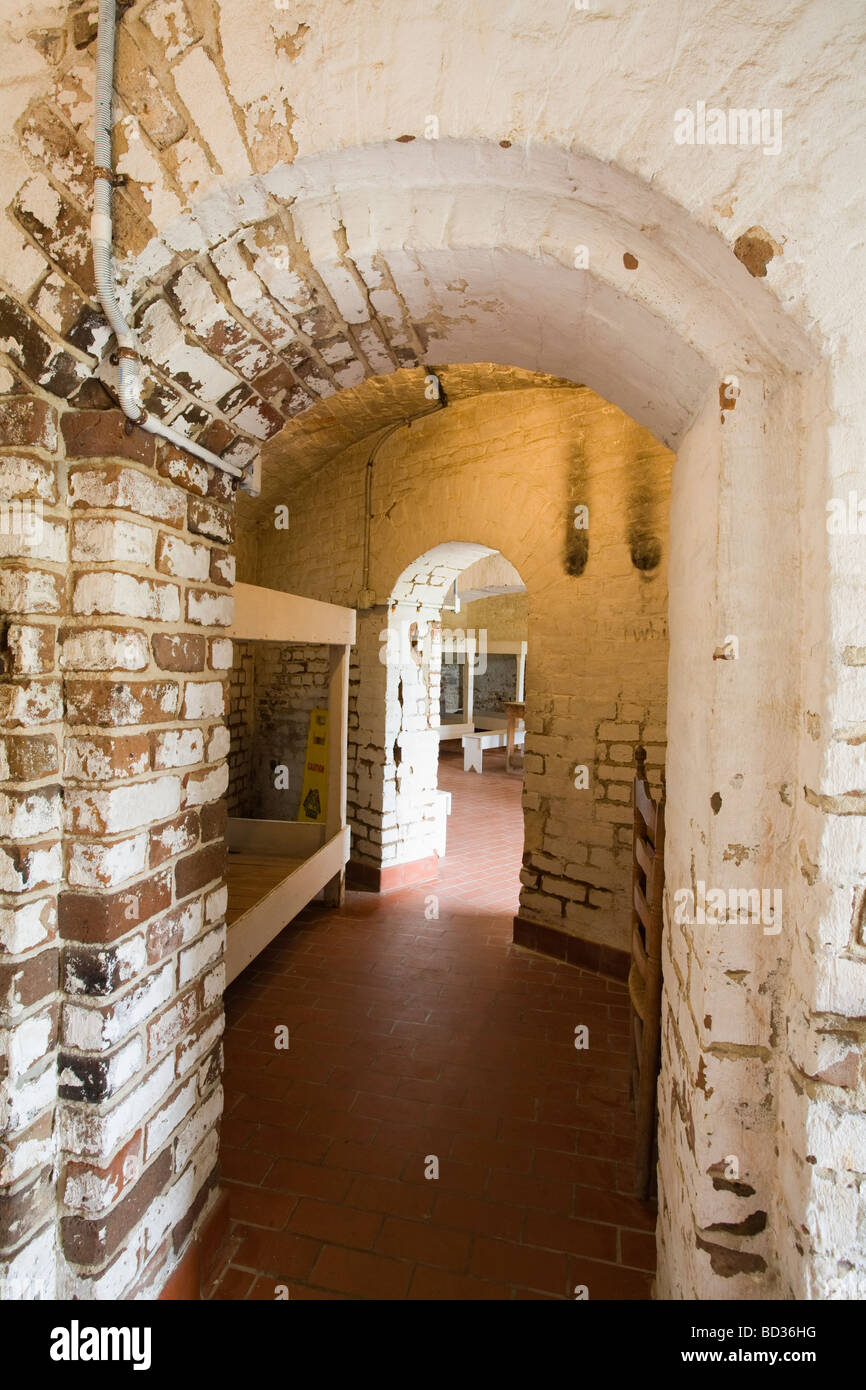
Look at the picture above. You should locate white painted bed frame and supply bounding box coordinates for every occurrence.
[224,583,355,985]
[437,638,527,742]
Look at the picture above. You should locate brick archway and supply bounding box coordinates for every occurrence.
[375,541,520,887]
[1,22,855,1296]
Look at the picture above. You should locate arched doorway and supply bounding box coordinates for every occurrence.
[170,130,827,1290]
[4,0,846,1286]
[379,541,527,890]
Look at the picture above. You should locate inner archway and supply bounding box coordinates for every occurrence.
[382,541,529,895]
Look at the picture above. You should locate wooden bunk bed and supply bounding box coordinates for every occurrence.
[224,583,355,985]
[438,637,527,735]
[439,638,528,772]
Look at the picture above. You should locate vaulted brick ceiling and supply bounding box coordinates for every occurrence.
[246,363,583,518]
[2,4,815,537]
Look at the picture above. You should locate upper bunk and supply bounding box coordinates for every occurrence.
[224,583,356,985]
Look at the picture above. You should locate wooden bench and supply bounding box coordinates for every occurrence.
[461,726,524,773]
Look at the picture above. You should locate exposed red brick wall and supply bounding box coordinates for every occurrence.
[1,384,65,1297]
[2,388,235,1298]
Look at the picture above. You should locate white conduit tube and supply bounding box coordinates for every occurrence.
[92,0,243,480]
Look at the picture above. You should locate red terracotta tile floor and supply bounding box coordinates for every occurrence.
[207,744,656,1300]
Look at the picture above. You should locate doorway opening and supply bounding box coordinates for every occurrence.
[381,541,530,917]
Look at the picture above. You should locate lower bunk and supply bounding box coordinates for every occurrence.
[225,816,351,984]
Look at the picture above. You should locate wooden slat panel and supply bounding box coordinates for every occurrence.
[631,923,648,978]
[628,966,646,1023]
[630,761,665,1202]
[633,880,651,931]
[635,834,654,882]
[635,781,657,840]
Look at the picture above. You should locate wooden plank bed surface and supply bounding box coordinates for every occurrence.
[226,852,306,926]
[223,826,351,984]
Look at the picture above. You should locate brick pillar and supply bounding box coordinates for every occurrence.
[53,409,234,1297]
[387,605,442,866]
[657,377,805,1296]
[0,392,65,1300]
[350,604,443,884]
[348,610,390,872]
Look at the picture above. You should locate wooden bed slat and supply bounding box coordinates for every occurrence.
[631,923,648,979]
[226,854,306,924]
[630,745,666,1203]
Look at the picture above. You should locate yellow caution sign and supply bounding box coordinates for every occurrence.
[298,708,328,823]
